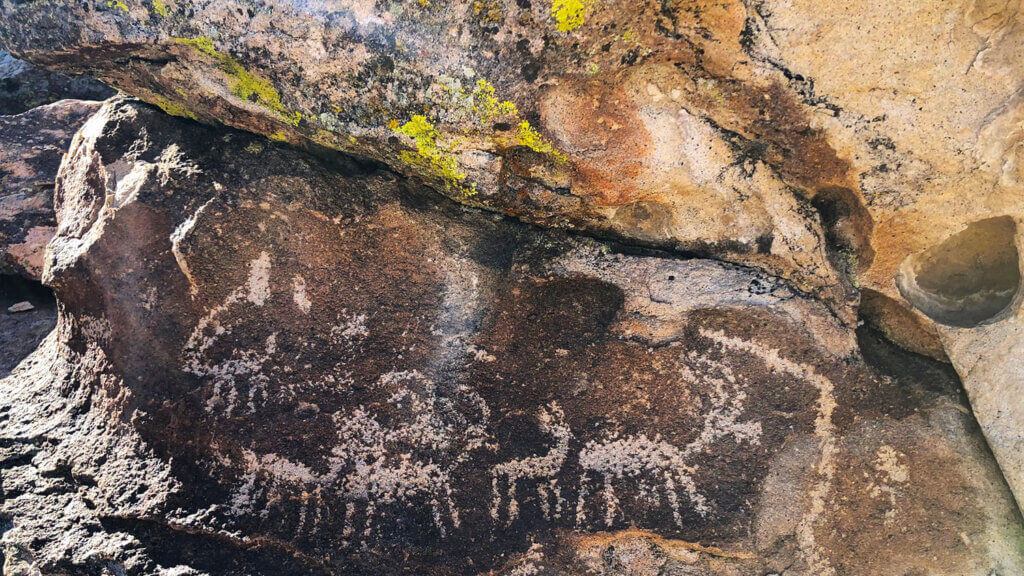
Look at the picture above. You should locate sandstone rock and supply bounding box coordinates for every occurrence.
[892,215,1024,510]
[3,97,1020,575]
[0,50,114,116]
[0,99,103,279]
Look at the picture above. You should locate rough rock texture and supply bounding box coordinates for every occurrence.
[6,0,1024,513]
[0,50,114,116]
[0,0,868,316]
[0,99,103,279]
[896,216,1024,517]
[3,97,1022,575]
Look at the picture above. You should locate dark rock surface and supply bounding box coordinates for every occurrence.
[0,99,104,279]
[0,274,55,377]
[6,0,1024,508]
[1,98,1020,576]
[0,50,113,116]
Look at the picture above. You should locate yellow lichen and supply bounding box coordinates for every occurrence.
[152,0,168,16]
[173,37,304,126]
[448,78,566,162]
[551,0,588,32]
[516,121,566,160]
[472,79,518,120]
[174,36,217,57]
[394,115,474,196]
[472,0,503,23]
[393,78,565,196]
[269,131,289,142]
[153,95,197,120]
[107,0,129,13]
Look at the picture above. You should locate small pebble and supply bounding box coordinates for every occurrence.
[7,301,34,313]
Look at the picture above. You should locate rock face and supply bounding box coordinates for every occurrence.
[0,50,114,116]
[0,99,103,279]
[0,0,868,315]
[7,0,1024,513]
[3,97,1022,576]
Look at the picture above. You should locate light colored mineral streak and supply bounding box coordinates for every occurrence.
[246,251,271,305]
[330,309,368,344]
[170,198,214,297]
[491,402,572,524]
[869,445,909,527]
[699,328,838,576]
[292,275,311,313]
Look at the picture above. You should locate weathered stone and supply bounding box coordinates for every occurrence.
[6,300,31,312]
[7,0,1024,508]
[894,215,1024,512]
[0,0,867,315]
[3,97,1020,575]
[0,50,113,116]
[0,99,103,279]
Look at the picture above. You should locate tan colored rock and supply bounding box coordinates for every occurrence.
[724,0,1024,509]
[6,300,31,313]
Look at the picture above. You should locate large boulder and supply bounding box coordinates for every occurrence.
[0,0,869,315]
[7,0,1024,511]
[3,97,1021,575]
[0,99,103,279]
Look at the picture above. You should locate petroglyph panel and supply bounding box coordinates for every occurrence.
[18,99,1020,575]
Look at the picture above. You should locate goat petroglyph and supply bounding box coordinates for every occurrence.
[577,433,708,528]
[491,402,572,524]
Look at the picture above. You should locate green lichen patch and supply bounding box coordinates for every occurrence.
[173,37,304,127]
[472,79,518,120]
[152,0,168,16]
[468,79,565,161]
[392,78,565,197]
[107,0,129,13]
[393,115,474,197]
[515,121,566,160]
[153,95,197,120]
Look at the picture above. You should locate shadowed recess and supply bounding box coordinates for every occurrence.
[897,216,1020,328]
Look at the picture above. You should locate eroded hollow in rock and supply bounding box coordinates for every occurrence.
[897,216,1021,328]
